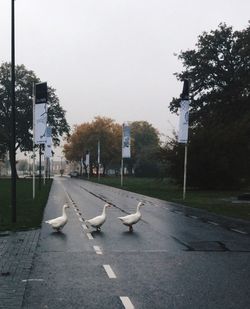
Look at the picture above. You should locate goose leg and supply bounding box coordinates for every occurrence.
[129,226,133,232]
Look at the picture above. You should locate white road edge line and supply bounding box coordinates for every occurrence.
[93,245,103,255]
[230,228,248,235]
[208,221,219,226]
[103,265,116,278]
[189,215,198,219]
[22,279,44,282]
[79,218,83,222]
[120,296,135,309]
[86,232,94,240]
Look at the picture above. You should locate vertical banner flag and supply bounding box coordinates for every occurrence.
[97,140,100,165]
[45,127,52,158]
[85,150,90,177]
[34,82,48,144]
[85,151,90,166]
[122,123,131,158]
[178,80,190,144]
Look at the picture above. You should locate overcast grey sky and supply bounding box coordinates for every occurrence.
[1,0,250,141]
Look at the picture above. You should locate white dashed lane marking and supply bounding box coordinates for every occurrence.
[120,296,135,309]
[208,221,219,226]
[103,265,117,278]
[93,245,103,255]
[22,279,44,282]
[86,232,94,240]
[189,215,198,219]
[230,228,248,235]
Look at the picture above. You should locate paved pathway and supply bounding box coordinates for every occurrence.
[1,176,250,308]
[0,230,40,309]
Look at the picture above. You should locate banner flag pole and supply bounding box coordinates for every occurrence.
[98,140,100,182]
[33,82,48,192]
[121,122,131,187]
[178,79,190,200]
[43,153,46,185]
[183,144,188,200]
[32,82,36,199]
[121,158,123,186]
[44,126,52,181]
[85,151,90,179]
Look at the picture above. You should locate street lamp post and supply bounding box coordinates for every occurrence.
[11,0,16,223]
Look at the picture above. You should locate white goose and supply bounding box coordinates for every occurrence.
[85,203,111,231]
[118,202,145,232]
[45,204,69,232]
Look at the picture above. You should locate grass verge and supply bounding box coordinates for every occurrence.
[0,178,53,231]
[88,176,250,221]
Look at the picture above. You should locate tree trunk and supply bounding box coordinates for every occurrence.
[103,163,106,176]
[9,147,17,179]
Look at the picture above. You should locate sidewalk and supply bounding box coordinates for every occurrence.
[0,176,71,309]
[0,229,40,309]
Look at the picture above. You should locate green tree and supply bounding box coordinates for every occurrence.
[64,117,121,175]
[0,62,70,176]
[168,23,250,188]
[65,118,162,177]
[87,116,121,174]
[130,121,161,177]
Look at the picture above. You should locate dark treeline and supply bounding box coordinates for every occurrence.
[164,23,250,189]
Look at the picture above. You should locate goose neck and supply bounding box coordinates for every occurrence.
[137,203,142,212]
[102,205,107,216]
[62,207,67,217]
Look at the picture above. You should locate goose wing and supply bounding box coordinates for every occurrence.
[86,214,105,227]
[118,212,141,225]
[45,215,67,228]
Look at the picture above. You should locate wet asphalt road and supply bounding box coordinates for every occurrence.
[22,176,250,308]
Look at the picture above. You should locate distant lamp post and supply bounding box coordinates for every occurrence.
[57,156,64,176]
[11,0,16,223]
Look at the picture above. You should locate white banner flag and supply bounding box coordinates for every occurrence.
[34,104,47,144]
[122,123,131,158]
[34,82,48,144]
[45,127,52,158]
[97,140,100,164]
[178,100,189,143]
[85,152,90,166]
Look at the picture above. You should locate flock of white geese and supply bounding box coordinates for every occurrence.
[45,201,145,233]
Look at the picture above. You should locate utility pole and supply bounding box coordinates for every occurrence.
[11,0,16,222]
